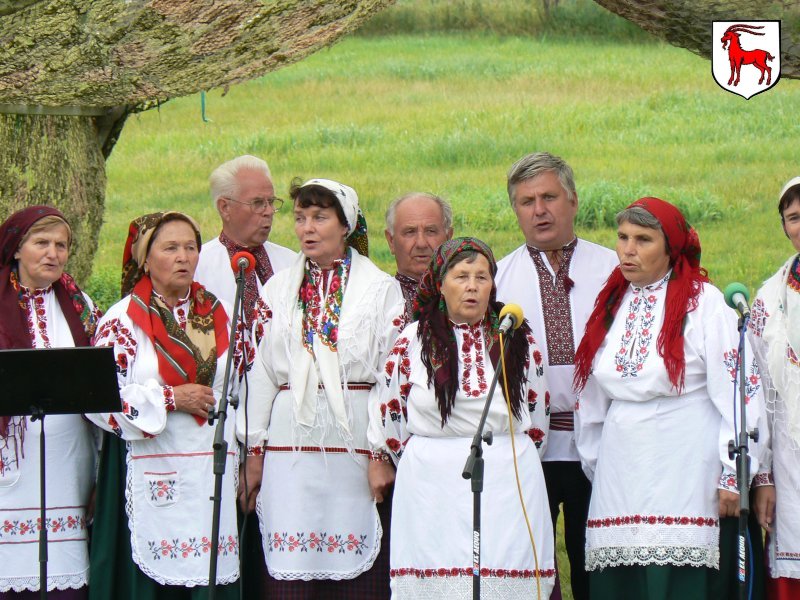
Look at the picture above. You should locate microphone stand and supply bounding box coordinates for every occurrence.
[207,263,245,599]
[31,409,48,600]
[462,329,515,600]
[727,311,758,600]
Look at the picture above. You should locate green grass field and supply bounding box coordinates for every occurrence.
[92,32,800,311]
[87,9,797,598]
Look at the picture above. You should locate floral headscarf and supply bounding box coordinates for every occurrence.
[574,197,709,392]
[415,237,531,425]
[120,212,227,425]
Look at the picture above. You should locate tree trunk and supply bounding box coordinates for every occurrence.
[593,0,800,78]
[0,1,394,281]
[0,113,117,285]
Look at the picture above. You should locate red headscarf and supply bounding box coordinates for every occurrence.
[121,213,228,425]
[574,197,708,392]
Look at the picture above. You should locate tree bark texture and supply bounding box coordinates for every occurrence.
[594,0,800,79]
[0,114,107,283]
[0,0,393,284]
[0,0,395,107]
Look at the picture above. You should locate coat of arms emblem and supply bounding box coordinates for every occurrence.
[712,21,781,99]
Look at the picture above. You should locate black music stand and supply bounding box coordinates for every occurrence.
[0,346,121,600]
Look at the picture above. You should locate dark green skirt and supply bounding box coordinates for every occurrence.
[590,513,765,600]
[590,564,711,600]
[88,433,239,600]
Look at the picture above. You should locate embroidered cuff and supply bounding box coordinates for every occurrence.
[752,471,775,487]
[371,451,391,463]
[247,442,266,457]
[719,471,739,493]
[163,385,176,412]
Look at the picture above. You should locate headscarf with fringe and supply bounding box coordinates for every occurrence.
[574,197,708,393]
[121,212,228,425]
[415,237,532,425]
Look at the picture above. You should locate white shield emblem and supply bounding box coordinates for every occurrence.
[712,21,781,99]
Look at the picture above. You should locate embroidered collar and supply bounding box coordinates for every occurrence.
[152,288,191,311]
[526,237,578,255]
[630,270,672,294]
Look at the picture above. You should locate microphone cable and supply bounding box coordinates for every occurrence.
[499,331,542,600]
[237,294,251,600]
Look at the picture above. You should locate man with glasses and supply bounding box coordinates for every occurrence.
[196,154,295,326]
[195,155,295,599]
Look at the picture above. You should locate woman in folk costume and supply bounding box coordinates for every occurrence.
[573,197,766,599]
[87,212,243,599]
[748,177,800,599]
[368,237,555,599]
[240,178,404,598]
[0,207,100,599]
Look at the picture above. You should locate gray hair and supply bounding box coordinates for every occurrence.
[209,155,272,206]
[506,152,576,205]
[616,205,662,229]
[385,192,453,232]
[616,205,671,255]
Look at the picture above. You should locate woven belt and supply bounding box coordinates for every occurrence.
[278,382,374,392]
[549,411,574,432]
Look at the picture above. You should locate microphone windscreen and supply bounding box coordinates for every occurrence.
[231,250,256,275]
[499,303,524,330]
[723,282,749,310]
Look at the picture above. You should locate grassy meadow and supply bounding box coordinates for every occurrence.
[90,20,800,309]
[83,4,797,597]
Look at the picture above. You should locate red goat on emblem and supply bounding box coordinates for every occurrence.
[720,24,775,87]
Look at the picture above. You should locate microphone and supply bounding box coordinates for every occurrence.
[230,251,256,276]
[498,303,524,335]
[724,282,751,317]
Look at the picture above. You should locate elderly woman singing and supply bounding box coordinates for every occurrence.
[369,237,555,599]
[574,197,765,599]
[88,212,243,600]
[0,207,100,599]
[240,179,404,598]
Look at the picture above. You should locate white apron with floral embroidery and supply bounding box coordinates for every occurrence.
[245,250,405,580]
[369,320,555,598]
[576,277,765,571]
[391,435,555,599]
[257,388,380,580]
[0,287,97,592]
[87,294,242,587]
[0,416,95,592]
[127,411,239,586]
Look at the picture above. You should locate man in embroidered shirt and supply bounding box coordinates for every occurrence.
[496,152,617,600]
[194,154,295,599]
[195,154,295,326]
[384,192,453,321]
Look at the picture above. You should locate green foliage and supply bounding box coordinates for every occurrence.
[540,0,652,41]
[358,0,652,40]
[100,34,800,304]
[577,181,725,228]
[84,266,121,313]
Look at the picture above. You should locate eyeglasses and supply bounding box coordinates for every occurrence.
[226,196,284,213]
